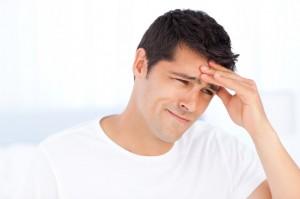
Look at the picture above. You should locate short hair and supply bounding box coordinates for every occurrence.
[137,9,239,75]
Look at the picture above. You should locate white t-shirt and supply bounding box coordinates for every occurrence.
[15,116,266,199]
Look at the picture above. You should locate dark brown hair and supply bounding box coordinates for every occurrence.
[137,9,239,75]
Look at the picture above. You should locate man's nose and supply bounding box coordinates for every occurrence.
[179,89,199,113]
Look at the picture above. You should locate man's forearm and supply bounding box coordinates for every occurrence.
[250,123,300,199]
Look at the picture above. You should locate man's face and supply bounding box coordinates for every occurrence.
[135,45,218,144]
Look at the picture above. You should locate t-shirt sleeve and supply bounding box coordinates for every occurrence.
[219,132,267,199]
[13,145,59,199]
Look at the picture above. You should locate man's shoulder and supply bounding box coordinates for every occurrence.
[186,119,224,141]
[39,118,100,150]
[187,119,252,151]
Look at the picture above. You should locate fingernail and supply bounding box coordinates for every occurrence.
[201,66,209,70]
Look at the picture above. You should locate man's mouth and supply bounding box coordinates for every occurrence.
[166,109,190,123]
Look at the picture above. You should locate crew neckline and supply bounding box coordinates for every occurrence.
[93,114,184,162]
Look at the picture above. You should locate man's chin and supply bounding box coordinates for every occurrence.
[160,128,187,143]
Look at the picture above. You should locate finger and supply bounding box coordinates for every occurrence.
[200,65,241,81]
[208,60,232,73]
[200,65,228,74]
[216,87,232,106]
[201,65,253,86]
[208,61,256,86]
[201,73,250,95]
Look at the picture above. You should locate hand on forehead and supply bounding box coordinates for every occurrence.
[199,60,232,75]
[197,61,225,92]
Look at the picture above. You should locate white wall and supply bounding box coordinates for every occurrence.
[0,0,299,144]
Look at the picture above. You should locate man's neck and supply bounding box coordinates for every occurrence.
[100,103,173,156]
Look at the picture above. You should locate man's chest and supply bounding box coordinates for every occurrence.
[52,154,232,199]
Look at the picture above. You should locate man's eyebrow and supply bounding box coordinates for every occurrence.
[169,72,202,84]
[169,71,220,92]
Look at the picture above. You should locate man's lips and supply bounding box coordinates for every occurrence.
[167,110,190,122]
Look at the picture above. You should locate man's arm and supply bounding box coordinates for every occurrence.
[200,61,300,199]
[248,180,271,199]
[248,122,300,198]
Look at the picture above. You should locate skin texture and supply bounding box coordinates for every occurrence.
[101,44,216,156]
[101,44,300,198]
[200,60,300,199]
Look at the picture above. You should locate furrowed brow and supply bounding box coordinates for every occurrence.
[169,72,202,84]
[169,71,220,92]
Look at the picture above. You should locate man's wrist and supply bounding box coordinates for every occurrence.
[247,121,277,144]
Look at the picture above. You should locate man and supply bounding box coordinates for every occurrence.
[17,9,300,199]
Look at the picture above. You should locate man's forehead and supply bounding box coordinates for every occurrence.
[169,71,202,84]
[168,71,220,91]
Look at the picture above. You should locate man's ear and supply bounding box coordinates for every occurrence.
[133,48,148,79]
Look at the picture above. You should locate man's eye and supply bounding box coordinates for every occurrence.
[175,78,189,85]
[201,88,214,96]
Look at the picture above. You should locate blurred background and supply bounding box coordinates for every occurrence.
[0,0,300,197]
